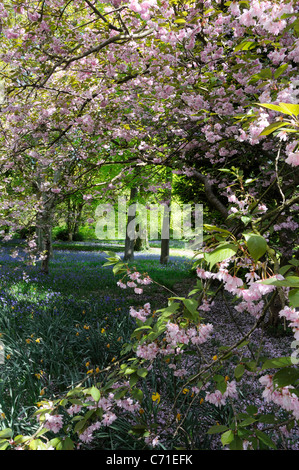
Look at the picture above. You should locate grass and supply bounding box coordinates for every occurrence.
[0,243,194,440]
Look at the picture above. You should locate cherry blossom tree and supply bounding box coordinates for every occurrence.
[1,0,298,259]
[0,0,299,451]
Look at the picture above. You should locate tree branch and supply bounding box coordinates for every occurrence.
[192,169,229,220]
[84,0,122,32]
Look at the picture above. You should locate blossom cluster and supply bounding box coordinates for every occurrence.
[279,306,299,341]
[196,262,282,319]
[136,320,213,363]
[205,380,238,408]
[117,269,152,295]
[165,321,214,347]
[129,302,151,322]
[259,374,299,420]
[285,141,299,167]
[43,413,64,434]
[40,384,141,446]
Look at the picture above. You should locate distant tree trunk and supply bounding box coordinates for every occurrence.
[36,170,60,274]
[41,233,52,274]
[267,288,286,329]
[66,199,84,241]
[36,200,54,274]
[160,170,172,265]
[124,186,138,262]
[135,223,149,251]
[133,183,149,252]
[73,204,83,236]
[67,199,73,241]
[160,203,170,265]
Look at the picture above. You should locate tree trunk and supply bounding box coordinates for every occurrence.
[66,200,84,242]
[135,223,149,251]
[36,203,53,274]
[267,296,283,328]
[160,204,170,265]
[124,186,138,262]
[41,235,52,274]
[160,169,172,265]
[36,169,61,274]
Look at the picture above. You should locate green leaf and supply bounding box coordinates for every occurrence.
[204,243,238,268]
[207,425,229,434]
[229,436,244,450]
[129,424,148,436]
[244,361,257,372]
[234,39,255,52]
[90,386,101,402]
[259,276,299,288]
[113,263,126,275]
[214,375,227,394]
[104,251,121,259]
[113,388,128,401]
[49,438,62,448]
[237,340,249,349]
[278,102,299,117]
[36,428,49,438]
[273,367,299,388]
[62,437,74,450]
[234,364,245,381]
[131,388,144,402]
[243,232,267,261]
[129,373,139,388]
[255,430,277,449]
[131,325,152,338]
[258,414,276,424]
[279,265,293,276]
[258,102,299,117]
[74,419,87,434]
[289,288,299,308]
[183,298,199,319]
[221,430,235,446]
[137,368,148,378]
[0,440,10,450]
[259,121,288,136]
[239,417,257,427]
[289,259,299,267]
[241,215,251,225]
[262,356,294,370]
[66,387,84,397]
[0,429,13,439]
[203,224,232,235]
[257,103,285,113]
[14,435,31,444]
[258,69,272,79]
[246,405,258,416]
[274,63,289,79]
[29,439,42,450]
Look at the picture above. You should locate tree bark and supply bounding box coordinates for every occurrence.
[134,224,149,251]
[160,169,172,265]
[66,199,84,241]
[36,170,60,274]
[124,186,138,262]
[36,201,54,274]
[160,204,170,265]
[192,169,229,220]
